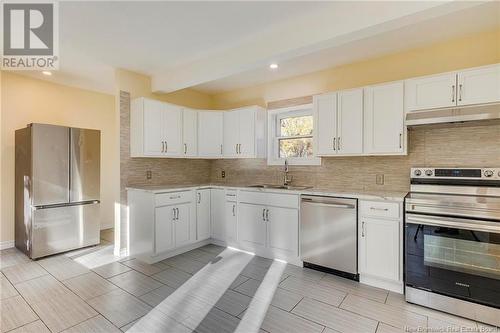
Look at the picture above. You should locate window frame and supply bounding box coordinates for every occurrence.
[267,104,321,166]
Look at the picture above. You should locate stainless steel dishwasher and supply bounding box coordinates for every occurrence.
[300,195,358,280]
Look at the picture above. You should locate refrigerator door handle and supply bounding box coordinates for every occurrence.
[34,200,100,210]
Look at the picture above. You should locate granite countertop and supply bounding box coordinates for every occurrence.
[126,183,407,202]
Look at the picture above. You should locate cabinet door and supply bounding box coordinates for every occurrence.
[267,207,298,257]
[198,112,223,157]
[337,88,363,155]
[183,109,198,157]
[405,73,457,111]
[458,65,500,106]
[238,203,267,252]
[225,201,237,245]
[143,99,164,156]
[163,103,183,156]
[174,203,191,247]
[364,82,404,154]
[359,217,399,281]
[314,93,337,156]
[155,206,174,254]
[210,189,226,241]
[238,108,256,157]
[223,110,240,157]
[196,189,211,240]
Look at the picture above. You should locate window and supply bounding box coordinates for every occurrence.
[268,104,320,165]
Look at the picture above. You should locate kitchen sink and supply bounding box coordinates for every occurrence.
[248,184,312,190]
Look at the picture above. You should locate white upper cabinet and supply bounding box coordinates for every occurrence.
[223,106,265,158]
[198,111,223,158]
[182,109,198,157]
[457,64,500,106]
[223,110,240,157]
[163,103,183,156]
[405,72,457,111]
[314,93,337,156]
[405,64,500,111]
[131,97,182,157]
[314,89,363,156]
[337,88,363,155]
[364,81,405,154]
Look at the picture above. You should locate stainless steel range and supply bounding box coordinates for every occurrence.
[405,167,500,326]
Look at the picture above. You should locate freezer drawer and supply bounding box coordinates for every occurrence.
[300,195,358,277]
[31,202,100,258]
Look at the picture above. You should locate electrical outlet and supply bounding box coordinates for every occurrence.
[146,170,152,180]
[376,174,384,185]
[221,170,226,178]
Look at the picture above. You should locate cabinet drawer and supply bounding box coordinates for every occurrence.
[239,191,299,209]
[155,190,194,207]
[360,201,400,219]
[225,189,237,202]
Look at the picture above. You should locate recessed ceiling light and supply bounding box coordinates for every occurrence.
[269,63,278,69]
[42,71,52,76]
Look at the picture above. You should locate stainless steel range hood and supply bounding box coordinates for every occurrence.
[405,103,500,126]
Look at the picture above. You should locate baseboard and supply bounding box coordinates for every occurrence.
[0,240,15,250]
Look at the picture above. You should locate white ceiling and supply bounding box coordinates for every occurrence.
[17,1,500,95]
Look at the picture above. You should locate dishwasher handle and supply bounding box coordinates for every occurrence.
[301,201,355,209]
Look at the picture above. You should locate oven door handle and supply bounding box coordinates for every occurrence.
[406,213,500,234]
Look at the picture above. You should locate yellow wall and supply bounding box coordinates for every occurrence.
[1,72,118,243]
[212,29,500,109]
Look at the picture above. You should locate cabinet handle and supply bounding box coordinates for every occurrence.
[235,144,238,154]
[265,209,269,222]
[169,195,181,199]
[459,84,463,102]
[262,208,266,221]
[165,141,168,153]
[238,144,241,154]
[337,137,341,151]
[176,208,179,220]
[184,143,187,154]
[232,204,236,217]
[370,207,389,211]
[172,208,176,221]
[361,221,365,237]
[333,138,336,151]
[220,144,223,155]
[161,141,164,153]
[197,192,201,204]
[399,133,402,149]
[451,85,455,103]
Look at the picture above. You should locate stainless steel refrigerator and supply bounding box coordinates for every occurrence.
[15,123,101,259]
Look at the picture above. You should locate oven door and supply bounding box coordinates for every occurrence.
[405,213,500,308]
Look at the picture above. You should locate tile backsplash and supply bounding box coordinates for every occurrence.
[210,122,500,192]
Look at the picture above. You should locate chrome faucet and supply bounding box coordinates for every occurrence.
[283,159,293,186]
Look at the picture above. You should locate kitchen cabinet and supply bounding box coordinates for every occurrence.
[173,203,191,248]
[405,72,457,111]
[155,205,174,253]
[364,81,405,155]
[225,191,238,246]
[314,88,363,156]
[131,98,183,157]
[196,189,211,240]
[198,111,223,158]
[238,203,267,252]
[210,188,226,241]
[182,109,198,157]
[358,200,403,293]
[405,64,500,111]
[457,64,500,106]
[238,191,299,259]
[223,106,266,158]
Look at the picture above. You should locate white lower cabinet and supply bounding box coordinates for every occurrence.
[210,188,226,241]
[358,200,403,293]
[225,199,238,246]
[155,205,174,253]
[174,203,191,248]
[196,189,211,240]
[238,203,267,251]
[267,206,298,257]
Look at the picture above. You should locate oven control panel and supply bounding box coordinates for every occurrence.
[410,168,500,180]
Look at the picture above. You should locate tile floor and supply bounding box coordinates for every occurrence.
[0,230,498,333]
